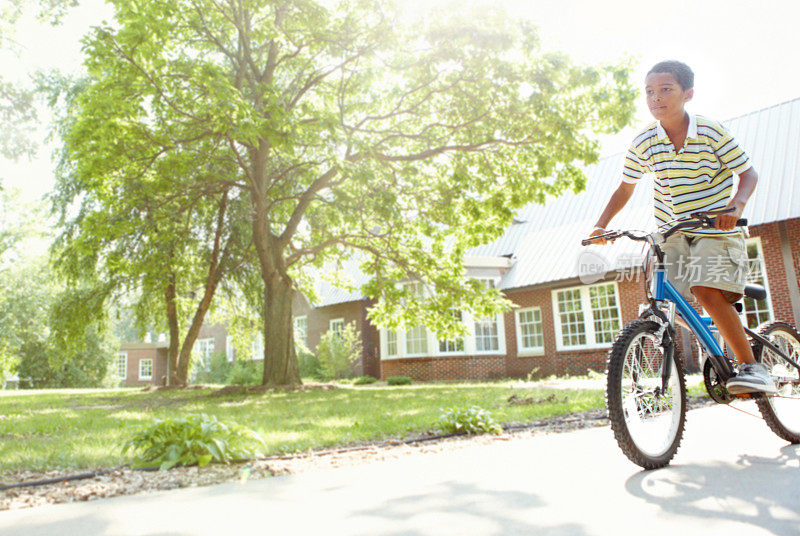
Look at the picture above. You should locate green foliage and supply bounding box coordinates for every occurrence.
[52,0,636,385]
[438,406,503,435]
[297,346,321,379]
[353,375,377,385]
[193,351,230,384]
[122,413,265,470]
[386,376,413,386]
[316,323,362,380]
[225,359,261,385]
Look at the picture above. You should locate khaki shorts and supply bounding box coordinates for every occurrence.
[662,232,748,302]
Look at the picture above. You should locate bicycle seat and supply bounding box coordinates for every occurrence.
[744,283,767,301]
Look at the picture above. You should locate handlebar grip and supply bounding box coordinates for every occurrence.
[737,218,748,226]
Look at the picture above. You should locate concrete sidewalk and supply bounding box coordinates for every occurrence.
[1,402,799,536]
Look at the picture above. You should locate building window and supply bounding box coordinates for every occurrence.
[226,336,235,362]
[139,359,153,380]
[386,330,398,357]
[194,338,215,371]
[438,309,465,354]
[403,281,428,356]
[473,278,501,353]
[251,335,264,361]
[516,307,544,355]
[294,316,308,347]
[406,325,428,355]
[329,318,345,338]
[589,284,622,344]
[117,352,127,379]
[743,238,773,328]
[552,282,621,350]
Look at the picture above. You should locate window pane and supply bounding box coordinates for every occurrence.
[743,242,771,328]
[518,308,543,350]
[406,325,428,355]
[438,309,464,354]
[387,330,398,357]
[590,284,621,344]
[557,289,585,347]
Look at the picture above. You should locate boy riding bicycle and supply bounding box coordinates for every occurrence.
[588,60,776,395]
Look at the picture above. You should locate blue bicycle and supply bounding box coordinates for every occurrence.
[583,210,800,469]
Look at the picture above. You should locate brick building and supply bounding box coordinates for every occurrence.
[296,98,800,382]
[116,324,232,387]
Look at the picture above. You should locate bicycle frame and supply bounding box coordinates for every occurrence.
[645,262,800,388]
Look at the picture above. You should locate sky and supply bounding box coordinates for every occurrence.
[3,0,800,204]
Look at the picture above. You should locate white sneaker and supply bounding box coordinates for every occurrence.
[726,363,778,395]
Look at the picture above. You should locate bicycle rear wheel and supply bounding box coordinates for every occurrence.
[607,319,687,469]
[755,321,800,443]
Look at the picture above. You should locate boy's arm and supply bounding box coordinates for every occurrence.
[716,167,758,230]
[587,182,636,243]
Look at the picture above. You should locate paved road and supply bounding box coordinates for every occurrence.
[2,402,799,536]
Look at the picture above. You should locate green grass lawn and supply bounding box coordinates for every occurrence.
[0,381,604,476]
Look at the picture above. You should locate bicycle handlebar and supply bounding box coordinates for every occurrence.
[581,217,748,246]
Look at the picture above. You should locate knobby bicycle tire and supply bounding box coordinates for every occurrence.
[754,321,800,443]
[606,319,687,469]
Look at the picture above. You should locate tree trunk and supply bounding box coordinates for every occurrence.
[165,275,181,386]
[261,270,301,386]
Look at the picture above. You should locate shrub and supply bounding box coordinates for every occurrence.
[122,413,265,470]
[297,347,321,379]
[316,323,362,380]
[353,375,377,385]
[386,375,413,386]
[438,406,503,435]
[225,360,262,385]
[193,350,230,384]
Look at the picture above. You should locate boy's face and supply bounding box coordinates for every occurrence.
[645,72,693,122]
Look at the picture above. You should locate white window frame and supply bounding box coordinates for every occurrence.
[194,337,215,371]
[515,307,545,356]
[225,336,235,362]
[470,277,505,356]
[329,318,345,338]
[552,281,622,351]
[386,329,398,357]
[742,237,774,327]
[139,358,153,380]
[117,351,128,379]
[437,308,465,355]
[379,277,506,360]
[294,316,308,347]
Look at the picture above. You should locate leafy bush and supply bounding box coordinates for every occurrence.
[438,406,503,435]
[353,375,377,385]
[386,375,413,386]
[297,347,321,379]
[225,360,262,385]
[122,413,265,470]
[193,350,230,384]
[316,323,362,380]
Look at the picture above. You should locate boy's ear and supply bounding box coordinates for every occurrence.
[684,87,694,103]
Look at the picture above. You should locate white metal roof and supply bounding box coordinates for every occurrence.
[317,97,800,304]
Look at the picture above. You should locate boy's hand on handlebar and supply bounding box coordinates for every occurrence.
[586,227,611,245]
[716,201,745,230]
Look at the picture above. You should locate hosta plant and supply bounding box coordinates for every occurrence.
[122,413,265,470]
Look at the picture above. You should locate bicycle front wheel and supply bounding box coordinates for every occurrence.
[607,319,687,469]
[755,321,800,443]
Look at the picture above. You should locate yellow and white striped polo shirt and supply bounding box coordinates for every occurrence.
[621,114,752,236]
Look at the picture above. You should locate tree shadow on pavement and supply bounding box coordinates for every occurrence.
[625,444,800,536]
[350,479,588,536]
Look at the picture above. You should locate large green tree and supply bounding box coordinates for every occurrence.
[56,0,635,386]
[50,72,253,385]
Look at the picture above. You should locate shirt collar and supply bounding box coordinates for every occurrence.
[656,113,697,142]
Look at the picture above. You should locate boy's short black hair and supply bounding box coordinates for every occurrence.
[647,61,694,90]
